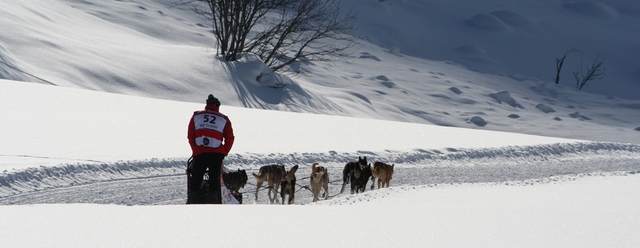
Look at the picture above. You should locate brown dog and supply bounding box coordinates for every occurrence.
[310,162,329,202]
[253,164,286,203]
[280,165,298,205]
[370,162,394,190]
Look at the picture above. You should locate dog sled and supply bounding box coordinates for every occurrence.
[186,157,245,204]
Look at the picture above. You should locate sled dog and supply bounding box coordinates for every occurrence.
[370,162,394,190]
[309,162,329,202]
[224,169,248,192]
[353,162,371,194]
[223,169,248,203]
[253,164,286,203]
[280,165,299,205]
[339,156,371,194]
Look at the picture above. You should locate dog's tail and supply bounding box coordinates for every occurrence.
[311,162,319,176]
[285,165,298,182]
[252,167,263,178]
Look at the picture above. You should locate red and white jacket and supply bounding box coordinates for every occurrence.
[188,104,235,156]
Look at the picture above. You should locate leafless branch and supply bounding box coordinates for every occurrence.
[573,56,605,90]
[171,0,358,72]
[554,48,580,84]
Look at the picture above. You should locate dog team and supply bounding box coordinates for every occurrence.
[188,95,393,205]
[250,156,395,204]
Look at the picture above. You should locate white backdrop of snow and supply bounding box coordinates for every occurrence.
[1,0,640,247]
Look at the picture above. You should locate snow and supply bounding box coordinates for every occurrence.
[2,175,640,247]
[0,79,581,170]
[1,0,640,247]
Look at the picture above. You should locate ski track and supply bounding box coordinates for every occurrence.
[1,142,640,205]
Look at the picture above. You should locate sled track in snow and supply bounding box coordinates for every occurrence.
[1,142,640,205]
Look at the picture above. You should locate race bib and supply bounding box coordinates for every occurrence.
[193,113,228,148]
[193,113,228,133]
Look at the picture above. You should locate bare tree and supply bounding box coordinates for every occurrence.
[176,0,282,61]
[554,48,580,84]
[172,0,357,72]
[249,0,358,71]
[573,56,605,90]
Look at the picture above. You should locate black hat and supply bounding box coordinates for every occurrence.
[206,94,220,106]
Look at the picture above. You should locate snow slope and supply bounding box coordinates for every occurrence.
[1,79,584,171]
[2,74,640,248]
[1,0,639,145]
[1,0,640,247]
[354,0,640,100]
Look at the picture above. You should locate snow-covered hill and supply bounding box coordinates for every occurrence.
[1,0,639,145]
[2,1,640,247]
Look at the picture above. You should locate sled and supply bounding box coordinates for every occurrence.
[186,157,242,204]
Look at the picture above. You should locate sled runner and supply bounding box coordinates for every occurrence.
[186,157,244,204]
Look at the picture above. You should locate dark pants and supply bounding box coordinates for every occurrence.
[187,152,225,204]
